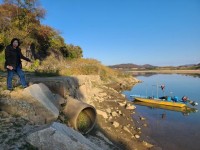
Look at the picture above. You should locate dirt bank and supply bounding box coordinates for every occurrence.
[87,77,161,150]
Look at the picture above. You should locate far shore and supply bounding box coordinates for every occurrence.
[126,69,200,74]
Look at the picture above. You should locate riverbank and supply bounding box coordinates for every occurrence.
[0,73,160,149]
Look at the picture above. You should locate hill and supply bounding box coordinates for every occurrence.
[109,63,200,70]
[109,63,157,70]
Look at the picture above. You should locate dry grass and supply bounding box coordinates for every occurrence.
[0,51,131,80]
[28,56,130,80]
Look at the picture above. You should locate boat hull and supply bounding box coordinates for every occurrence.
[134,97,186,108]
[133,101,197,113]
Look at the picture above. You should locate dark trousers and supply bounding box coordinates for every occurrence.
[7,65,27,90]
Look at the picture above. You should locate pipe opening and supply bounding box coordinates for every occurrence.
[76,107,96,134]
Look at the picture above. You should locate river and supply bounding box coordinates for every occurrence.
[124,74,200,150]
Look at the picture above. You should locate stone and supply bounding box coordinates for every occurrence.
[125,104,136,110]
[108,116,112,120]
[136,127,141,131]
[106,108,111,114]
[26,122,102,150]
[142,141,153,148]
[139,116,146,121]
[123,126,131,134]
[121,94,126,98]
[117,110,122,115]
[118,102,126,107]
[23,83,59,123]
[134,134,140,139]
[97,110,108,119]
[143,123,148,127]
[111,111,118,117]
[112,121,119,128]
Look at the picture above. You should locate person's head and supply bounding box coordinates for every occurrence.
[10,38,20,48]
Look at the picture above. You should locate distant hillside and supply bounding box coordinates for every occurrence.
[108,63,157,70]
[109,63,200,70]
[178,63,200,70]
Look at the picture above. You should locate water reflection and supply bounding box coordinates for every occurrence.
[124,74,200,150]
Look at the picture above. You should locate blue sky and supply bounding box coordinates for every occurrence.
[1,0,200,66]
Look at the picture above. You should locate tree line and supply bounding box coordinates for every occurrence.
[0,0,83,59]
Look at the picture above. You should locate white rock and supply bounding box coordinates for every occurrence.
[121,94,126,98]
[125,104,136,110]
[112,121,119,128]
[117,110,122,115]
[111,111,118,117]
[139,116,146,121]
[135,134,140,139]
[123,126,131,134]
[97,110,108,119]
[118,102,126,107]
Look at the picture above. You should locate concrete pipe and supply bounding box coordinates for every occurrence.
[63,97,96,134]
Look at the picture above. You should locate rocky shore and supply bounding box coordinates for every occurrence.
[0,73,160,150]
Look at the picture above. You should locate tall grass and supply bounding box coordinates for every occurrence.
[1,51,130,81]
[27,56,129,80]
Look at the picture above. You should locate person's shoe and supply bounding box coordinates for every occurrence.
[7,88,13,91]
[23,86,28,89]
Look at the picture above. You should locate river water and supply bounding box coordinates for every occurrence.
[124,74,200,150]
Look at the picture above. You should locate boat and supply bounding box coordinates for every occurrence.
[132,96,186,108]
[130,84,198,108]
[133,101,198,113]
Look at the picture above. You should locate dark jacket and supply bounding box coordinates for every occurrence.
[5,45,31,69]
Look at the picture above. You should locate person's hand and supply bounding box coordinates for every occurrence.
[7,65,13,70]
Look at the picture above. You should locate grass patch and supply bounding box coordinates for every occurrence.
[23,56,131,80]
[0,52,5,71]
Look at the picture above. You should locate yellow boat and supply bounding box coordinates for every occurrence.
[133,101,197,113]
[134,97,186,108]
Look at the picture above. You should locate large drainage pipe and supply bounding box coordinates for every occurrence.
[63,97,96,134]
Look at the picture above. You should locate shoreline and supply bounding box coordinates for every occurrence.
[126,69,200,74]
[91,77,160,149]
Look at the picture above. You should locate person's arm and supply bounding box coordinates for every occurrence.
[5,46,14,70]
[5,46,11,64]
[19,48,31,62]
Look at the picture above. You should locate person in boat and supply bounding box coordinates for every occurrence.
[182,96,188,102]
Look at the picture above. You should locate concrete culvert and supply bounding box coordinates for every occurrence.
[63,97,96,134]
